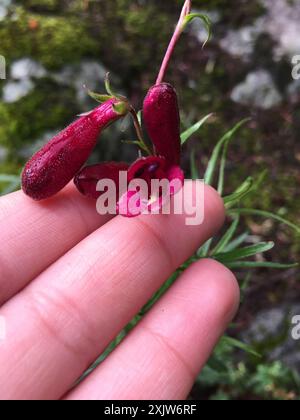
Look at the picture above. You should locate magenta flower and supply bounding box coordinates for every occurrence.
[74,161,129,199]
[117,156,184,217]
[74,85,184,217]
[22,98,129,201]
[143,83,181,166]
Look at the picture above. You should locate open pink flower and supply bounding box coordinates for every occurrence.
[117,156,184,217]
[74,156,183,217]
[74,84,184,217]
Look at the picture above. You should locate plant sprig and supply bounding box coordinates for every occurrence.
[156,0,212,85]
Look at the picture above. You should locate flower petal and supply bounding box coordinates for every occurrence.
[118,157,184,217]
[74,162,129,199]
[143,83,181,165]
[127,156,167,183]
[117,190,148,218]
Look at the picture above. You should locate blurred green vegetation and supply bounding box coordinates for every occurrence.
[0,0,299,400]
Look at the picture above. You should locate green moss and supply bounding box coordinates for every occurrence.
[17,0,61,12]
[0,7,98,70]
[0,79,78,159]
[86,0,174,84]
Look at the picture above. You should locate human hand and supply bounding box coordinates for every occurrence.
[0,181,239,400]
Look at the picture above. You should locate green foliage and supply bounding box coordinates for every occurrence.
[198,340,299,400]
[18,0,61,12]
[0,80,77,158]
[181,113,213,145]
[0,174,21,195]
[75,119,299,400]
[204,118,251,186]
[182,13,212,47]
[88,0,175,81]
[0,6,97,69]
[0,161,22,195]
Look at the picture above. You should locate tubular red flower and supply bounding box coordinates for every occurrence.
[143,83,181,165]
[74,161,129,199]
[117,156,184,217]
[74,156,184,218]
[22,99,128,201]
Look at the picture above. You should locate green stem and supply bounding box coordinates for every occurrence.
[129,107,152,156]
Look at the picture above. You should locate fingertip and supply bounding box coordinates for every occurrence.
[203,184,226,232]
[190,258,240,322]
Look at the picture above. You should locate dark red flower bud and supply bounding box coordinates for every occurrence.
[74,161,129,199]
[22,99,129,200]
[143,83,181,165]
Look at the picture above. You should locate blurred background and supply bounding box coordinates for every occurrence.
[0,0,299,400]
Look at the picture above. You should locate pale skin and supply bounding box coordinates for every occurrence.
[0,181,240,400]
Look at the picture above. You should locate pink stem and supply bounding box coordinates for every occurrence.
[156,0,192,85]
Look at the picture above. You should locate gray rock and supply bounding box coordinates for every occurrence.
[53,60,107,106]
[220,0,300,61]
[242,304,300,371]
[2,79,34,103]
[230,70,282,109]
[262,0,300,60]
[220,19,264,62]
[11,58,47,80]
[0,0,11,21]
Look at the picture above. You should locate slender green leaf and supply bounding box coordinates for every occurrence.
[181,113,213,145]
[182,13,212,48]
[228,208,300,235]
[217,139,229,195]
[226,261,299,269]
[222,336,261,358]
[224,177,254,206]
[104,72,116,97]
[198,238,213,257]
[0,174,20,182]
[223,232,250,252]
[214,241,275,263]
[225,170,268,209]
[190,149,199,179]
[204,119,250,186]
[137,110,142,126]
[211,216,240,255]
[87,91,112,103]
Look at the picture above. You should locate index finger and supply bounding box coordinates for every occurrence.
[0,184,112,305]
[0,182,225,400]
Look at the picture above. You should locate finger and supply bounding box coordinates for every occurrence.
[0,182,225,400]
[0,184,112,305]
[68,259,240,400]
